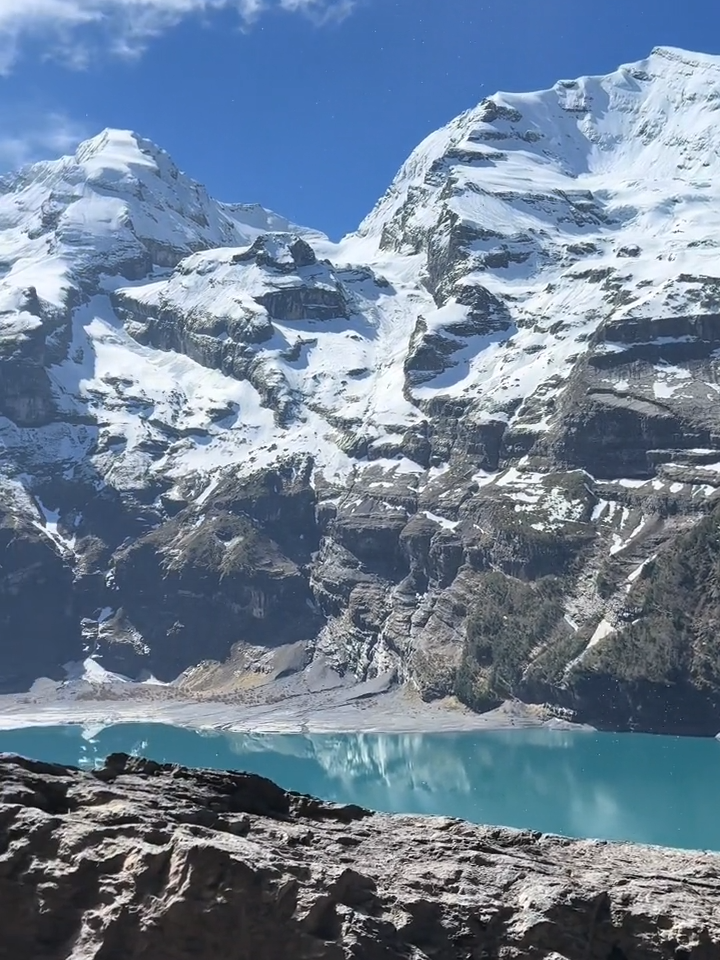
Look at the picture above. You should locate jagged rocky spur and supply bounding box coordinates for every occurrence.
[0,752,718,959]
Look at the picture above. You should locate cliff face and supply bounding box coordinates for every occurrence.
[0,752,718,960]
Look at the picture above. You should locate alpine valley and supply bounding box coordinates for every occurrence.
[3,46,720,735]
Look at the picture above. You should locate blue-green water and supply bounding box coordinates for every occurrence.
[1,724,719,851]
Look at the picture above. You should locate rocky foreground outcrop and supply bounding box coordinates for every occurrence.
[0,752,718,959]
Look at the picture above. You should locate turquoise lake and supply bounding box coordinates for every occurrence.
[1,724,719,851]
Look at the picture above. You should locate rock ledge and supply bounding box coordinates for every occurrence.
[0,753,718,959]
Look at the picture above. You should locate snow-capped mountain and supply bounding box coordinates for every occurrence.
[3,48,720,734]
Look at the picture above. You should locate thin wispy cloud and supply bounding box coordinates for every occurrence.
[0,0,358,73]
[277,0,356,24]
[0,109,90,169]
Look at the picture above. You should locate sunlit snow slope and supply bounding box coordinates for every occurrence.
[349,45,720,431]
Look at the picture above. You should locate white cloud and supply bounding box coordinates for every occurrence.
[278,0,356,24]
[0,109,90,169]
[0,0,357,72]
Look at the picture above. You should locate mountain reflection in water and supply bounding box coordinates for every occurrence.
[1,724,718,851]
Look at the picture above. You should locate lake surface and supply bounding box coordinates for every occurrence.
[1,724,719,851]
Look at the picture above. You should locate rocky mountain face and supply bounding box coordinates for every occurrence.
[1,751,718,959]
[3,48,720,732]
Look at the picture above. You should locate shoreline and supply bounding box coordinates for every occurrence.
[0,683,591,735]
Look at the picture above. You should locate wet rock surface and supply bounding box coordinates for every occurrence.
[0,752,718,960]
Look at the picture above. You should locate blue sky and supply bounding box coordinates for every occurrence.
[1,0,719,239]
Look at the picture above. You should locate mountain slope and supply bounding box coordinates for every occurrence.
[2,48,720,733]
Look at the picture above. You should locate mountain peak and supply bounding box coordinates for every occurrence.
[355,46,720,247]
[73,128,179,183]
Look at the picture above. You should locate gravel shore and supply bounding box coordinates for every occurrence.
[0,677,590,734]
